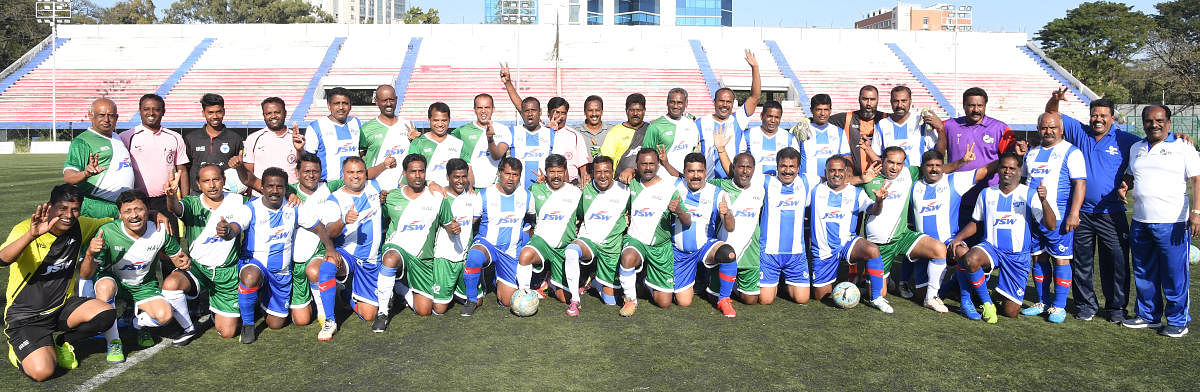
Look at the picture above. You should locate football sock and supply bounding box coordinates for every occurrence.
[237,283,258,326]
[78,277,95,298]
[103,298,120,343]
[926,258,947,301]
[393,282,414,311]
[718,260,738,300]
[1031,261,1048,304]
[866,257,885,300]
[955,265,973,303]
[136,310,162,329]
[565,244,582,302]
[517,263,533,291]
[901,259,914,285]
[376,265,397,316]
[591,279,617,305]
[619,266,637,300]
[464,249,485,302]
[162,289,193,333]
[310,261,338,322]
[61,308,114,344]
[1053,263,1072,309]
[967,267,993,304]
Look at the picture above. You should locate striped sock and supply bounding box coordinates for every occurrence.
[717,261,738,300]
[1031,261,1047,304]
[866,257,885,300]
[967,268,993,304]
[1053,263,1072,309]
[464,249,485,302]
[237,283,259,326]
[619,266,638,300]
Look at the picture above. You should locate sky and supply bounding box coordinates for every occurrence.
[93,0,1163,37]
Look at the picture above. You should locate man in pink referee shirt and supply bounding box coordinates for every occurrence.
[234,97,305,190]
[119,93,189,220]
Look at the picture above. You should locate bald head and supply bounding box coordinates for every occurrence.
[89,98,118,135]
[1036,112,1063,147]
[375,84,398,117]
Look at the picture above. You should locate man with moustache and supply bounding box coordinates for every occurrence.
[640,88,698,180]
[734,101,795,176]
[184,94,243,195]
[460,158,536,316]
[872,86,938,168]
[616,148,690,316]
[669,153,739,317]
[830,85,886,175]
[360,85,419,190]
[409,102,464,188]
[930,87,1017,187]
[240,97,305,187]
[705,153,766,305]
[600,93,650,180]
[451,93,511,190]
[579,95,612,158]
[303,87,362,182]
[64,98,136,219]
[569,156,630,311]
[697,50,761,179]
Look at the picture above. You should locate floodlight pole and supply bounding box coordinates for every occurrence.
[36,0,69,141]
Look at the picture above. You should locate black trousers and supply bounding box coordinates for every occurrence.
[1071,210,1130,316]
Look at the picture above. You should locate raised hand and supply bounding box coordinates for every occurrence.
[444,220,462,236]
[1037,184,1048,201]
[863,160,882,179]
[718,197,730,217]
[383,155,397,169]
[578,166,592,188]
[656,145,669,163]
[228,154,242,169]
[163,169,180,196]
[485,122,495,140]
[87,229,104,256]
[531,169,546,184]
[872,180,892,201]
[85,153,105,176]
[961,142,977,163]
[215,217,232,239]
[291,123,305,150]
[287,193,301,207]
[344,207,359,225]
[858,135,872,151]
[1051,87,1068,103]
[744,49,758,68]
[714,128,732,149]
[668,195,683,215]
[28,203,55,237]
[378,190,389,206]
[499,62,512,85]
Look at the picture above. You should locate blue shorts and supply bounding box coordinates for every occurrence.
[238,258,293,318]
[974,242,1030,303]
[340,248,379,307]
[672,239,721,291]
[473,237,521,289]
[761,253,812,287]
[1032,222,1074,259]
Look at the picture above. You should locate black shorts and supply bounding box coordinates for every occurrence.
[5,296,90,362]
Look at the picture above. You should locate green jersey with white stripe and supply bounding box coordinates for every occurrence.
[95,220,182,285]
[178,193,248,268]
[383,188,451,259]
[529,183,582,248]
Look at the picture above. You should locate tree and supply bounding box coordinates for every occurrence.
[1138,0,1200,106]
[1035,1,1155,103]
[0,0,49,72]
[101,0,157,24]
[403,7,439,24]
[163,0,333,24]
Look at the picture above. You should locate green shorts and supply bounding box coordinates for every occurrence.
[622,235,674,293]
[876,230,925,275]
[579,237,620,288]
[291,257,314,309]
[448,258,479,301]
[82,197,119,219]
[407,256,458,304]
[526,236,569,288]
[98,273,162,307]
[707,265,761,296]
[186,262,240,318]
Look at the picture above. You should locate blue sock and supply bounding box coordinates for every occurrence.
[967,268,993,305]
[866,257,884,300]
[599,291,617,305]
[1031,261,1047,303]
[464,249,485,302]
[955,265,973,303]
[1053,263,1072,309]
[237,283,258,325]
[717,260,738,300]
[316,261,338,322]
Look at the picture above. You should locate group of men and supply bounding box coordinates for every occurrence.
[3,51,1196,382]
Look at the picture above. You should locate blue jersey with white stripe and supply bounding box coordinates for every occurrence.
[872,116,936,167]
[737,126,798,176]
[233,198,319,274]
[326,180,383,264]
[1024,141,1086,222]
[911,170,977,242]
[672,179,726,252]
[303,116,362,181]
[808,182,873,260]
[476,184,533,257]
[760,176,811,255]
[971,184,1044,254]
[800,123,851,186]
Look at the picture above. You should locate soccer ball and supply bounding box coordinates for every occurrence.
[1190,244,1199,266]
[510,289,540,317]
[831,282,860,309]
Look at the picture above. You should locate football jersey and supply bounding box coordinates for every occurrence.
[230,198,322,273]
[178,193,248,268]
[383,187,449,259]
[627,178,681,246]
[551,126,591,182]
[529,183,583,248]
[304,116,362,182]
[697,106,752,179]
[860,167,918,244]
[672,179,727,252]
[326,180,384,264]
[872,115,937,167]
[452,122,512,188]
[409,133,465,188]
[64,129,135,202]
[95,220,181,286]
[643,115,701,180]
[476,185,533,257]
[434,190,483,261]
[971,184,1044,253]
[510,125,554,190]
[737,126,798,176]
[911,170,977,242]
[711,179,765,264]
[799,123,851,186]
[760,176,811,255]
[576,182,631,249]
[1024,141,1086,221]
[360,117,414,190]
[289,182,339,264]
[809,182,873,260]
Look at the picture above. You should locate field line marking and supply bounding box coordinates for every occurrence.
[72,341,169,392]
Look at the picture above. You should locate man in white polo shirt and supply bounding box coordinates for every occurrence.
[240,97,304,187]
[1122,105,1200,338]
[119,94,189,219]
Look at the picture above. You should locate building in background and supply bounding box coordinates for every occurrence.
[855,3,972,32]
[485,0,731,26]
[308,0,407,24]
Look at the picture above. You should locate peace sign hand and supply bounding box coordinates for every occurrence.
[85,153,105,176]
[961,142,977,163]
[499,62,512,84]
[873,180,892,201]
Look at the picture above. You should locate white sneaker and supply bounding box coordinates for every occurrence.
[924,297,949,313]
[317,319,337,341]
[870,297,894,314]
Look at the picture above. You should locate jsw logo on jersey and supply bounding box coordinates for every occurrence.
[336,143,357,154]
[41,259,72,275]
[267,228,289,242]
[671,143,693,152]
[401,220,427,232]
[1029,165,1051,175]
[632,208,655,217]
[497,216,522,225]
[918,200,941,214]
[816,147,834,156]
[455,217,471,226]
[541,211,565,221]
[587,211,612,221]
[384,147,406,156]
[117,159,132,170]
[734,208,757,218]
[522,151,546,159]
[821,211,845,220]
[476,150,492,158]
[886,192,904,200]
[775,199,801,208]
[201,235,224,244]
[431,163,446,172]
[118,262,148,271]
[994,214,1017,225]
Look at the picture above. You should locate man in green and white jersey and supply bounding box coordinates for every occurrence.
[165,164,246,340]
[409,102,464,188]
[435,159,482,311]
[359,85,419,190]
[63,99,135,219]
[375,154,454,328]
[858,147,948,313]
[81,190,192,363]
[568,155,630,311]
[617,148,690,317]
[706,152,766,305]
[516,154,583,315]
[640,88,698,180]
[451,93,511,191]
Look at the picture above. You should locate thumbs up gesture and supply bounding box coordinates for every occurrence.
[216,217,231,239]
[87,229,105,256]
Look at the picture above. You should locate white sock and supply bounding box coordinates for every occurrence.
[376,273,395,316]
[517,263,534,290]
[565,249,581,302]
[136,311,162,329]
[104,319,120,343]
[162,289,194,333]
[311,285,326,321]
[78,278,95,298]
[619,266,638,300]
[927,259,947,301]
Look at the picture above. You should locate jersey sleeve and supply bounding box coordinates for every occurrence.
[952,170,978,195]
[162,234,183,257]
[871,123,884,156]
[1060,114,1087,144]
[228,204,252,232]
[303,120,321,154]
[971,192,986,222]
[64,138,90,173]
[2,219,31,252]
[436,198,454,226]
[1066,149,1087,180]
[1183,141,1200,179]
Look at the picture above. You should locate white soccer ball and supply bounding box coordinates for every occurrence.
[831,281,860,309]
[1190,244,1199,266]
[511,289,540,317]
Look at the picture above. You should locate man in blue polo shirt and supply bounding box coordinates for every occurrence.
[1045,90,1140,322]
